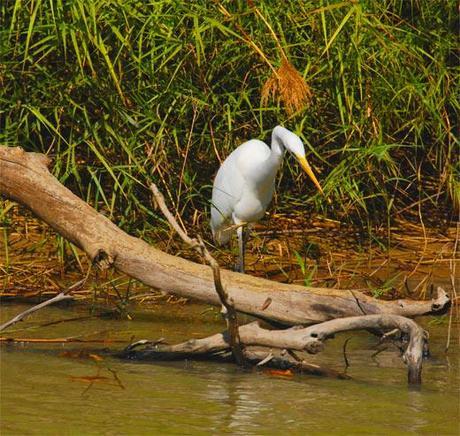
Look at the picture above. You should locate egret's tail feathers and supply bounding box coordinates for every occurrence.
[210,204,234,246]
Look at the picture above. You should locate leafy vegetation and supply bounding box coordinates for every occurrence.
[1,0,458,243]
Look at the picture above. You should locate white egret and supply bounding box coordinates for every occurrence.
[210,125,323,272]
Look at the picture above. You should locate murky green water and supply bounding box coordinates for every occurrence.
[1,302,459,435]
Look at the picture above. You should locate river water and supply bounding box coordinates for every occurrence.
[1,301,458,435]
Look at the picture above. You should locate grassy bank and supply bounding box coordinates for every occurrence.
[1,0,459,243]
[1,204,457,308]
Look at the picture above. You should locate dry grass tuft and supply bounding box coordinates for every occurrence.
[261,58,312,115]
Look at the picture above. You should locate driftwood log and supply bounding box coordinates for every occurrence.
[0,147,450,326]
[0,147,451,384]
[121,314,427,384]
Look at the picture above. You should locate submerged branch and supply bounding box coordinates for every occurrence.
[120,314,427,384]
[0,337,126,344]
[0,278,87,332]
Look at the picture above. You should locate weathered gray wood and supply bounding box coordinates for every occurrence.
[121,314,426,384]
[0,147,450,326]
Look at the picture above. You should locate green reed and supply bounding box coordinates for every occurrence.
[1,0,458,244]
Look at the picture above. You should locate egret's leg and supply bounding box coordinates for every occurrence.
[236,224,245,273]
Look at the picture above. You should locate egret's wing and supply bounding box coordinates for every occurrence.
[210,139,271,245]
[210,150,246,245]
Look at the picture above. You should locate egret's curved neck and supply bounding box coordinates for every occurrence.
[269,126,289,166]
[248,127,289,190]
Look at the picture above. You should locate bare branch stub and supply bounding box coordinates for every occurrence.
[150,183,245,366]
[0,277,87,332]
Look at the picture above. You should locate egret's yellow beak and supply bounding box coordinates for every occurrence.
[297,155,324,195]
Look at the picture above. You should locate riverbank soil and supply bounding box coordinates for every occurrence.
[1,204,457,309]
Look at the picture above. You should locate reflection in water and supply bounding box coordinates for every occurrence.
[69,366,126,397]
[406,389,429,432]
[204,372,271,432]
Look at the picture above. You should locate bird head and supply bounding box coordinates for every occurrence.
[274,126,324,195]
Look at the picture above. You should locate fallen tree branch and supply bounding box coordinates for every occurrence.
[0,147,450,326]
[0,278,86,332]
[120,338,349,379]
[150,183,244,366]
[120,314,427,384]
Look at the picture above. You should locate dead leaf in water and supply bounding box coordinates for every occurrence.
[59,351,104,362]
[265,369,294,378]
[69,375,111,384]
[89,353,104,362]
[59,350,90,359]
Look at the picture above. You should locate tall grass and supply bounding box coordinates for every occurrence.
[1,0,458,243]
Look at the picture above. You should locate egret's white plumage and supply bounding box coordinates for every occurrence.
[210,126,323,272]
